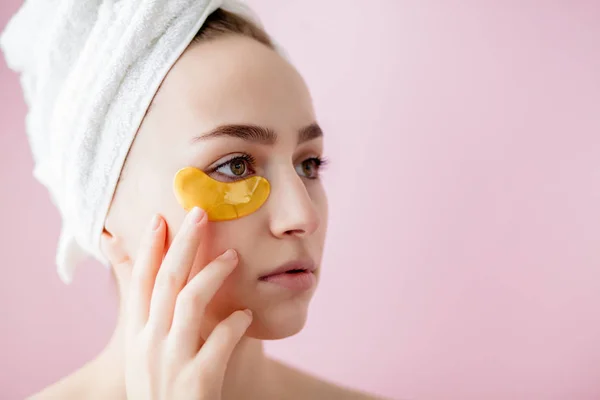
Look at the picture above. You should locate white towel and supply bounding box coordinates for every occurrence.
[0,0,284,284]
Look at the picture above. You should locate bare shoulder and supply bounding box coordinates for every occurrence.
[27,371,87,400]
[271,359,391,400]
[27,358,124,400]
[316,383,391,400]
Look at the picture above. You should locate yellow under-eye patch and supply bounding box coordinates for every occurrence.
[173,166,270,221]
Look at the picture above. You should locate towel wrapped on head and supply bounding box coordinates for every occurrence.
[0,0,283,284]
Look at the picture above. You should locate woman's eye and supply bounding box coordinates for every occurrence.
[296,158,322,179]
[211,154,326,182]
[213,156,253,180]
[228,159,247,176]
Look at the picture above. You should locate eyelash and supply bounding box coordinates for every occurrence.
[212,153,256,174]
[209,153,329,180]
[305,156,329,174]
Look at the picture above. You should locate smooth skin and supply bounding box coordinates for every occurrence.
[29,34,389,400]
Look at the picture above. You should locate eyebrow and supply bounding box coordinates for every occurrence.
[191,123,323,145]
[298,123,323,144]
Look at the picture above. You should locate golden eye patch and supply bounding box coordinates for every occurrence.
[173,167,270,221]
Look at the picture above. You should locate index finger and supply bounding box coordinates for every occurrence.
[147,207,208,335]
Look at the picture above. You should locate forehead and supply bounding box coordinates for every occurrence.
[150,35,315,134]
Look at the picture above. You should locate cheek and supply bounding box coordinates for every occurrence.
[194,218,261,266]
[315,185,329,251]
[206,222,241,254]
[186,218,262,302]
[311,183,329,227]
[320,190,329,222]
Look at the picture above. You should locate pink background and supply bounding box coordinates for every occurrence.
[1,1,599,399]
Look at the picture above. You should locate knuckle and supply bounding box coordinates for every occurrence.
[156,270,179,291]
[176,287,206,311]
[162,345,180,370]
[138,330,158,355]
[131,262,148,283]
[131,341,156,372]
[196,361,219,381]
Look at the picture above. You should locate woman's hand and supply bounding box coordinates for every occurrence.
[124,207,252,400]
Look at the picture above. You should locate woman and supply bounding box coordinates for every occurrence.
[2,1,386,399]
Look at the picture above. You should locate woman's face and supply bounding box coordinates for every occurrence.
[104,34,328,340]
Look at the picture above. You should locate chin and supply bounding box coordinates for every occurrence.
[246,295,313,340]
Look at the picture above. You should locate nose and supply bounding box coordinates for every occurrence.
[267,171,320,239]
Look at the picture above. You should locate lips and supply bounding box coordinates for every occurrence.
[258,259,317,291]
[259,259,316,280]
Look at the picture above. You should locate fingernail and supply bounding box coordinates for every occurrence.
[150,215,161,231]
[221,249,237,260]
[243,309,253,318]
[189,207,205,224]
